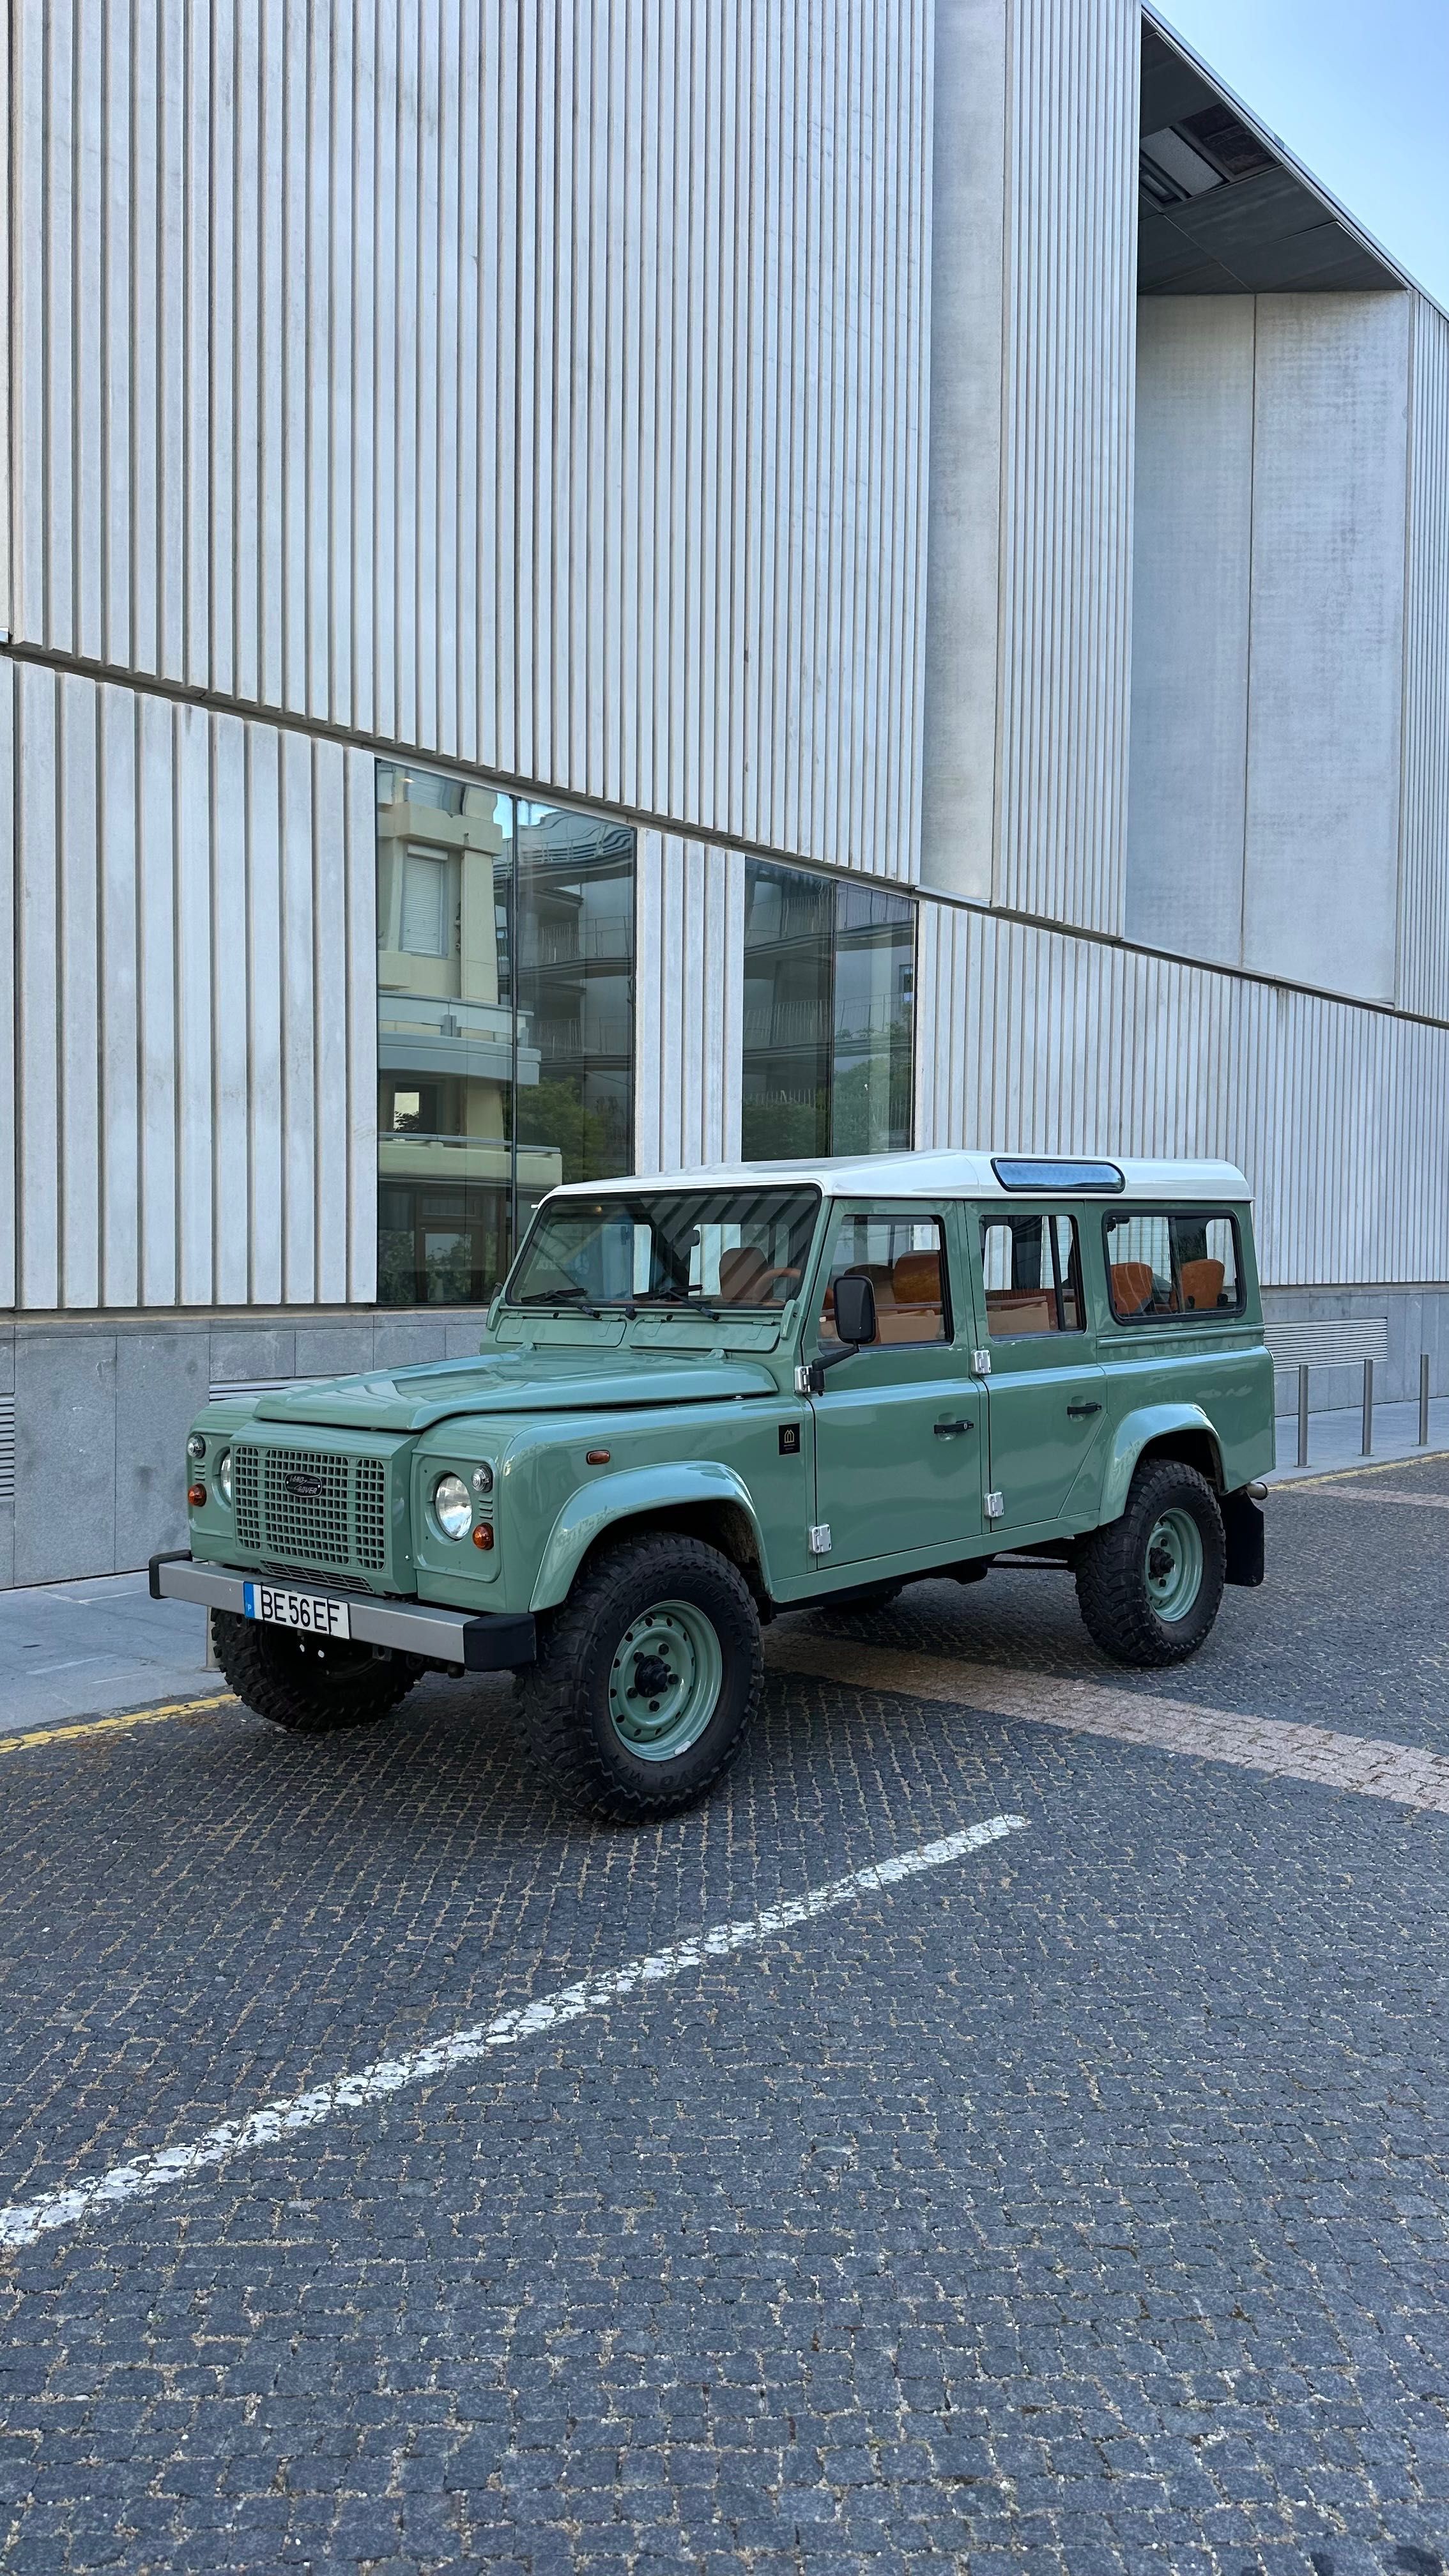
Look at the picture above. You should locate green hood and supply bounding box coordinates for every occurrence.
[249,1347,780,1434]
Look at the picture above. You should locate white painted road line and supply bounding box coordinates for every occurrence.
[0,1813,1027,2254]
[1320,1487,1449,1512]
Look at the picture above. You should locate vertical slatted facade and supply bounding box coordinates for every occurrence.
[916,899,1449,1289]
[1397,295,1449,1019]
[0,664,377,1313]
[8,0,931,878]
[995,0,1138,933]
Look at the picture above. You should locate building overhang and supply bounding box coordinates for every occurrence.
[1139,10,1404,296]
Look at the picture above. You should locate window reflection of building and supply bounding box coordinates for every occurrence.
[376,766,635,1307]
[742,860,914,1160]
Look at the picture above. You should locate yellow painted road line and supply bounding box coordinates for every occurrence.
[0,1693,236,1760]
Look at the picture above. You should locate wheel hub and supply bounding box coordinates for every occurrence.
[1144,1507,1204,1621]
[607,1600,724,1761]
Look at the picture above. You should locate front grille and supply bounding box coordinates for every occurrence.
[356,1459,388,1570]
[233,1444,390,1579]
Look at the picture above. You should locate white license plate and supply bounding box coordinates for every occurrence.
[242,1579,351,1641]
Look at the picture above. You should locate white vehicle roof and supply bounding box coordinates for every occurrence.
[553,1151,1252,1204]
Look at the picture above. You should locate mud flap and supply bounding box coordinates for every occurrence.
[1221,1489,1265,1588]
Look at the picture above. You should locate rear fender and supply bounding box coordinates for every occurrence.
[1098,1404,1223,1525]
[530,1462,767,1611]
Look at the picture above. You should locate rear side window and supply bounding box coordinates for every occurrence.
[981,1214,1084,1337]
[1103,1209,1243,1322]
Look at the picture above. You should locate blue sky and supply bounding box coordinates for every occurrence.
[1158,0,1449,310]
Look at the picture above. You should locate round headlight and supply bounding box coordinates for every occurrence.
[215,1449,233,1508]
[471,1463,494,1496]
[433,1472,472,1540]
[187,1433,206,1462]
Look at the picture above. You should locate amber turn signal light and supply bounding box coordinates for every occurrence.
[471,1523,494,1549]
[187,1483,206,1508]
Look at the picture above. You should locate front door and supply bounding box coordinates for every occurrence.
[975,1207,1108,1533]
[809,1206,983,1567]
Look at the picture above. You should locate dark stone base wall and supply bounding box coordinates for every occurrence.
[1262,1284,1449,1418]
[0,1308,483,1590]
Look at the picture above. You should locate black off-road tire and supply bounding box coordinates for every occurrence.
[1075,1457,1225,1668]
[514,1532,763,1822]
[212,1609,418,1734]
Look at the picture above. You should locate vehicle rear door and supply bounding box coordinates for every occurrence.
[973,1205,1108,1534]
[808,1203,983,1567]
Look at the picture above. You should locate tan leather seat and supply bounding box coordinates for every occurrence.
[718,1245,768,1303]
[1178,1257,1225,1312]
[1110,1259,1154,1317]
[985,1287,1055,1336]
[878,1248,945,1342]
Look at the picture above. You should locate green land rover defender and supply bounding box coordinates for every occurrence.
[154,1153,1275,1820]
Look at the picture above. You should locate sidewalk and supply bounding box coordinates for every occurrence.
[0,1572,220,1738]
[1267,1395,1449,1486]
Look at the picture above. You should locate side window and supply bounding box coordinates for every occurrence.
[818,1212,949,1347]
[981,1214,1084,1338]
[1103,1209,1242,1322]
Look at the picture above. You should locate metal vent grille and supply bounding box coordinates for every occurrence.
[0,1395,14,1503]
[209,1374,296,1406]
[261,1448,351,1568]
[356,1460,388,1570]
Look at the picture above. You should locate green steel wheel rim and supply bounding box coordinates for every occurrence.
[1144,1506,1204,1621]
[606,1598,724,1761]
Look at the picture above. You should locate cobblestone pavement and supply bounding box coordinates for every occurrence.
[1,1471,1448,2574]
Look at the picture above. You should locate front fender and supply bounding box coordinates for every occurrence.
[530,1462,766,1612]
[1098,1403,1222,1524]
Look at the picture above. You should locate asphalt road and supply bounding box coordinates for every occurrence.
[1,1461,1448,2575]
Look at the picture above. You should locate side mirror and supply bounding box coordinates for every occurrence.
[832,1273,878,1349]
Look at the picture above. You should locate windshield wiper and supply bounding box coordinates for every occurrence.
[513,1289,599,1312]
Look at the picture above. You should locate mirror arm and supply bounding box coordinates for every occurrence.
[796,1342,862,1397]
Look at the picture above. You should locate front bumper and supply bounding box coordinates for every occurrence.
[150,1553,536,1672]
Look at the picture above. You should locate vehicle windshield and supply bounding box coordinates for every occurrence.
[506,1188,822,1312]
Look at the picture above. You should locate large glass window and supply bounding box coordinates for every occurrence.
[742,861,914,1160]
[376,765,634,1306]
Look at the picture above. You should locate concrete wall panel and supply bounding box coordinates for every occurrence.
[10,0,931,884]
[1241,296,1410,1003]
[1127,299,1255,965]
[6,663,378,1313]
[916,894,1449,1291]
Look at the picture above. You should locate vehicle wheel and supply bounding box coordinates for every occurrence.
[211,1610,418,1734]
[1075,1458,1225,1668]
[514,1532,763,1821]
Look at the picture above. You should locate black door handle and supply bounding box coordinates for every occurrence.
[934,1418,973,1436]
[1066,1400,1102,1416]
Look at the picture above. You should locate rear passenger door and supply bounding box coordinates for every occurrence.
[974,1208,1108,1535]
[809,1204,983,1567]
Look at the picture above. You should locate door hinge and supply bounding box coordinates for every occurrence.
[985,1491,1005,1521]
[808,1522,832,1556]
[972,1347,992,1376]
